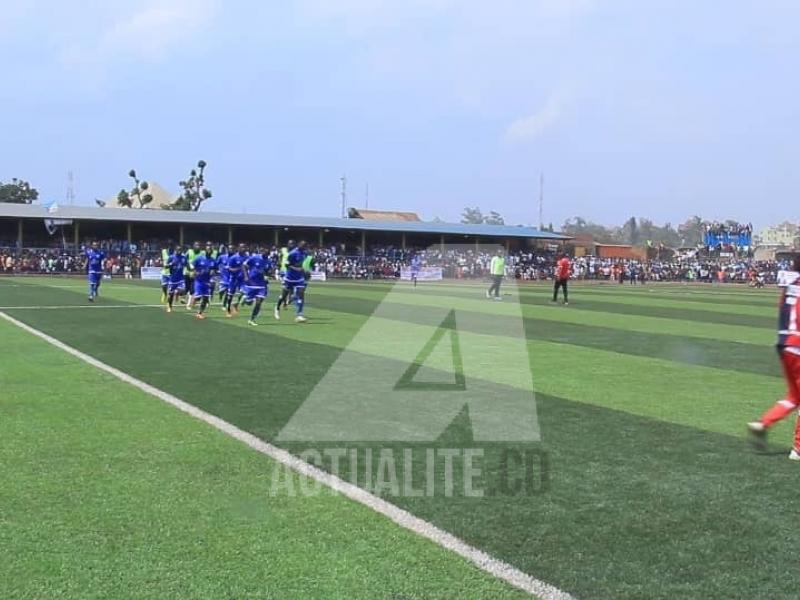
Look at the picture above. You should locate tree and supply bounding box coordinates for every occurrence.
[484,211,505,226]
[621,217,640,245]
[0,178,39,204]
[561,216,618,243]
[170,160,212,211]
[461,207,484,224]
[460,206,507,225]
[678,215,704,246]
[117,169,154,208]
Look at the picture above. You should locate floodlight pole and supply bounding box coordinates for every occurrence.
[539,172,544,230]
[340,175,347,218]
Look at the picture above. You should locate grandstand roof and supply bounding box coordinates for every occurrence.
[348,208,422,222]
[0,203,568,240]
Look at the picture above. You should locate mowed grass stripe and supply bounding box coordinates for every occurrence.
[311,283,775,346]
[5,280,784,440]
[345,280,779,318]
[0,316,538,600]
[7,279,800,599]
[6,283,800,599]
[298,293,782,378]
[326,279,780,308]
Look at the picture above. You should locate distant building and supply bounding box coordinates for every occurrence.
[756,221,798,247]
[348,208,421,222]
[104,182,177,210]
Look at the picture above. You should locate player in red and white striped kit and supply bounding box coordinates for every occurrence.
[748,257,800,459]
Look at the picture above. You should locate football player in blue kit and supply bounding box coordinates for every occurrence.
[224,243,248,317]
[274,240,309,323]
[234,248,273,326]
[165,246,188,313]
[85,241,105,302]
[192,251,214,320]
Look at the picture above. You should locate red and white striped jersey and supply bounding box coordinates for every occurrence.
[778,273,800,349]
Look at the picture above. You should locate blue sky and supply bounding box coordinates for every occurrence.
[1,0,798,228]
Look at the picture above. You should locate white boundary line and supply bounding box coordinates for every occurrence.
[0,304,164,310]
[0,310,574,600]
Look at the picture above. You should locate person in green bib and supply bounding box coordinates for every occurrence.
[275,240,295,313]
[160,245,172,303]
[203,241,218,299]
[486,249,506,300]
[185,241,203,309]
[279,242,292,277]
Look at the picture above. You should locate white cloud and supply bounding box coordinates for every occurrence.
[59,0,217,83]
[504,94,566,142]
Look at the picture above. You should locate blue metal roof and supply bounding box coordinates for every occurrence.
[0,203,568,240]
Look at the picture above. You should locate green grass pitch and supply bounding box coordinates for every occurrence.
[0,277,795,599]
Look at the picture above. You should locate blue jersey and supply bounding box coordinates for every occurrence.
[193,256,213,284]
[411,257,421,272]
[218,253,230,282]
[284,247,307,282]
[86,249,105,274]
[244,254,271,286]
[168,253,187,281]
[227,253,247,281]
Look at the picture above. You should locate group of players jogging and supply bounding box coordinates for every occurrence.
[155,239,313,325]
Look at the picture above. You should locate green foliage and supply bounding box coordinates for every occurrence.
[563,215,690,247]
[117,170,153,208]
[484,211,505,226]
[561,216,620,243]
[460,206,484,224]
[678,215,705,246]
[170,160,212,211]
[0,178,39,204]
[460,207,506,226]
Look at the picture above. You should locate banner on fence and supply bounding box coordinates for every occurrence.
[309,271,327,282]
[140,266,163,281]
[399,267,443,281]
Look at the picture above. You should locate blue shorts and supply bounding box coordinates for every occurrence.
[228,276,244,294]
[88,271,103,285]
[243,284,267,301]
[411,269,420,278]
[283,278,306,291]
[168,279,186,293]
[193,280,212,297]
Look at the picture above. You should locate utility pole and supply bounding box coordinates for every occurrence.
[66,171,75,205]
[340,175,347,218]
[538,172,544,230]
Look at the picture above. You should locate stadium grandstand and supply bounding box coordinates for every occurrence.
[0,203,567,256]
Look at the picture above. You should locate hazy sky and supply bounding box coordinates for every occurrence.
[1,0,798,228]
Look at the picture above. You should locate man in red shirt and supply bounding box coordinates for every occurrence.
[748,256,800,459]
[552,254,571,305]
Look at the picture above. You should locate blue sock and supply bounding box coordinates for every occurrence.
[88,282,93,297]
[295,297,304,315]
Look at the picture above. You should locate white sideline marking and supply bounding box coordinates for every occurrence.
[0,304,163,310]
[0,310,574,600]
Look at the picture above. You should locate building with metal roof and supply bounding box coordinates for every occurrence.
[0,203,567,253]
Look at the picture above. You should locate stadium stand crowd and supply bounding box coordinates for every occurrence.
[0,238,791,286]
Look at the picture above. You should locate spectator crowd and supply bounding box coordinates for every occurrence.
[0,238,793,287]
